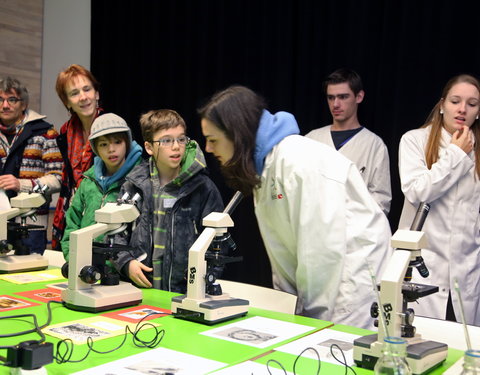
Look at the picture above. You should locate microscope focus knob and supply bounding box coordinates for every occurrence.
[205,272,223,295]
[208,283,223,296]
[61,263,69,278]
[0,240,10,254]
[79,266,102,284]
[404,308,415,325]
[402,324,416,338]
[370,302,379,318]
[205,272,216,284]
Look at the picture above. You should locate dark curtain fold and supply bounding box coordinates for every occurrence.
[91,0,480,287]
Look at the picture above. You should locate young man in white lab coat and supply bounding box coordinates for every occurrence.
[306,68,392,216]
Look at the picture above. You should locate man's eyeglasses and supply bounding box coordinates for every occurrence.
[0,97,23,105]
[151,136,190,147]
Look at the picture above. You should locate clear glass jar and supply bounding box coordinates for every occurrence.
[461,349,480,374]
[374,336,412,375]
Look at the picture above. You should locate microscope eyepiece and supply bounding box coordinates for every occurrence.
[410,202,430,232]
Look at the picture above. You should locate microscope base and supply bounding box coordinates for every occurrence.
[61,282,142,313]
[9,367,47,375]
[353,333,448,375]
[171,294,249,325]
[0,254,48,274]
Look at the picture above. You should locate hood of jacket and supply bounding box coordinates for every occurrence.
[125,140,210,195]
[168,140,208,187]
[90,140,143,191]
[254,109,300,175]
[23,109,47,125]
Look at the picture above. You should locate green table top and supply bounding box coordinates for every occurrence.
[0,274,463,374]
[0,275,329,374]
[253,324,463,374]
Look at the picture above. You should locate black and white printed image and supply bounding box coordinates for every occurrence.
[317,338,353,352]
[318,338,354,361]
[216,327,277,345]
[49,323,110,341]
[126,359,180,374]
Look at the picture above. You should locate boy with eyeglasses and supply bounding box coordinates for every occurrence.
[0,76,62,254]
[113,109,225,293]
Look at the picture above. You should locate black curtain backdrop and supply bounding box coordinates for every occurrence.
[91,0,480,288]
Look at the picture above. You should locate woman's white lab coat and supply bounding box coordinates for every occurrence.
[254,135,392,329]
[399,125,480,325]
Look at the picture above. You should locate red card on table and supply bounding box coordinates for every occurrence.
[101,304,171,323]
[16,288,63,302]
[0,295,40,311]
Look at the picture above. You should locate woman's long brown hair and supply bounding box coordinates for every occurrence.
[422,74,480,178]
[198,86,265,195]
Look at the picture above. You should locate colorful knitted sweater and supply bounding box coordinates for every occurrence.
[0,109,63,227]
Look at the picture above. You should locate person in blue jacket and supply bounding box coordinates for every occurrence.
[199,85,391,329]
[61,113,142,261]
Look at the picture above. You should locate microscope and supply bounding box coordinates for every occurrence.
[0,186,49,273]
[61,193,143,312]
[353,203,448,374]
[171,191,249,325]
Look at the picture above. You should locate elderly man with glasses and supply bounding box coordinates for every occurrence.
[0,76,63,254]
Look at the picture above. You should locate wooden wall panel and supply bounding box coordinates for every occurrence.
[0,0,44,112]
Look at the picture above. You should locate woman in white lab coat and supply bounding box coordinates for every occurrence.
[398,74,480,326]
[199,85,391,329]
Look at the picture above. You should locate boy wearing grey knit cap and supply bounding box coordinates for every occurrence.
[60,113,143,261]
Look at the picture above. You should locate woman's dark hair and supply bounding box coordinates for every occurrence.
[198,85,265,195]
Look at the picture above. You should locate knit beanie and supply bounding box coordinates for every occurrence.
[89,113,133,155]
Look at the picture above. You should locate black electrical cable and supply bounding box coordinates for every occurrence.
[0,300,61,346]
[0,302,169,368]
[0,300,62,367]
[0,300,358,374]
[266,358,288,374]
[53,311,168,364]
[293,347,321,375]
[329,343,357,375]
[264,343,357,375]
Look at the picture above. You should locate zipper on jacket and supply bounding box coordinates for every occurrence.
[167,213,175,292]
[193,219,198,235]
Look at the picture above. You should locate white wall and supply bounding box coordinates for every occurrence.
[41,0,91,214]
[41,0,91,129]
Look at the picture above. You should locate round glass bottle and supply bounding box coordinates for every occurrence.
[374,336,412,375]
[461,349,480,374]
